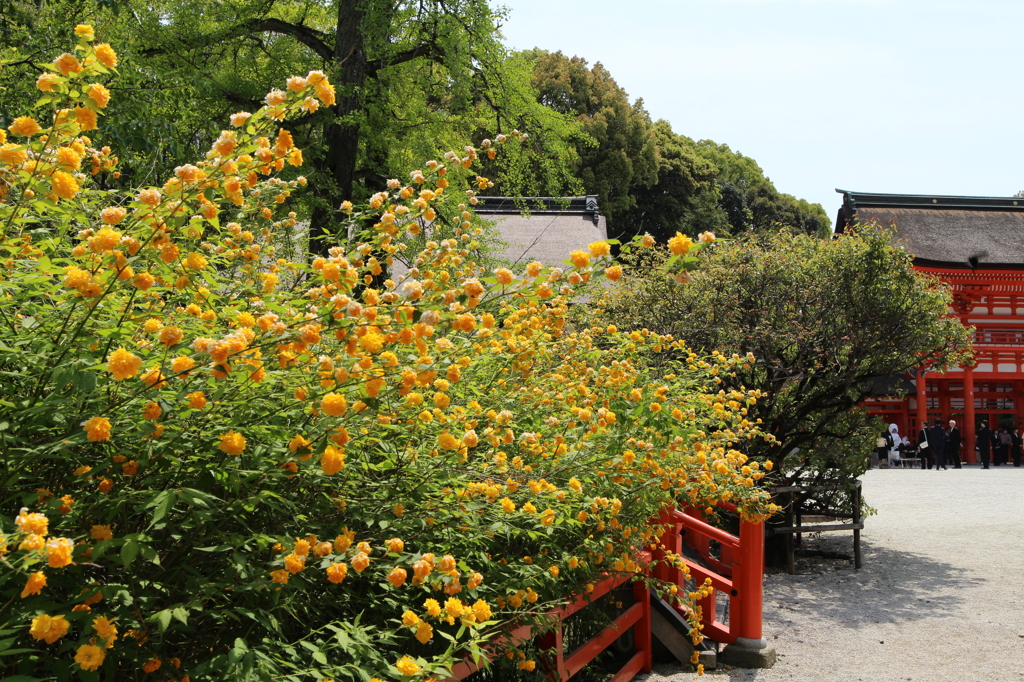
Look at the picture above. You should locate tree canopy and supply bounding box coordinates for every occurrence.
[524,51,831,242]
[591,225,974,484]
[2,1,585,253]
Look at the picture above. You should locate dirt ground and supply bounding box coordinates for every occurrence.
[639,464,1024,682]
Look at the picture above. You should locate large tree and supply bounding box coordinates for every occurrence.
[1,0,583,253]
[592,224,974,484]
[527,50,658,239]
[614,120,720,243]
[693,140,832,238]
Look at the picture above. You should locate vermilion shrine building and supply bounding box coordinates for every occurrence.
[836,190,1024,461]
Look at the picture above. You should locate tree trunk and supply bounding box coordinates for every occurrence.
[310,0,366,256]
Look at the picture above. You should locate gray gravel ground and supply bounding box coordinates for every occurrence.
[638,464,1024,682]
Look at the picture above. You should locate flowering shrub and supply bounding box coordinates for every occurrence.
[0,30,775,681]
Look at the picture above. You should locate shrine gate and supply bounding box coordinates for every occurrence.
[837,190,1024,461]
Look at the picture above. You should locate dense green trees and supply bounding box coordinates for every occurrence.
[525,51,831,241]
[528,51,658,237]
[2,1,585,252]
[591,225,974,484]
[0,3,830,247]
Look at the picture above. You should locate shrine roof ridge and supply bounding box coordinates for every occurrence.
[835,190,1024,269]
[837,190,1024,212]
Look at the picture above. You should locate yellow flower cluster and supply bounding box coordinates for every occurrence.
[0,30,776,681]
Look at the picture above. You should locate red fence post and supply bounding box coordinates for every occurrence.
[732,518,763,642]
[719,518,776,668]
[632,579,653,673]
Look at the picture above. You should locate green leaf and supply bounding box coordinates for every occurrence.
[121,540,139,568]
[154,609,172,634]
[148,490,177,528]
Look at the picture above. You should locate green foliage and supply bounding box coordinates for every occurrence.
[691,140,832,238]
[527,51,658,239]
[590,226,974,483]
[0,35,773,681]
[615,120,720,243]
[0,0,587,253]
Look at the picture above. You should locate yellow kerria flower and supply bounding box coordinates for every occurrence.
[668,232,693,256]
[30,613,70,644]
[90,525,113,541]
[321,392,347,416]
[36,72,60,92]
[321,445,345,475]
[94,43,118,68]
[51,171,80,200]
[107,347,141,381]
[15,508,48,535]
[326,562,348,583]
[87,83,110,108]
[394,656,419,676]
[45,537,74,568]
[21,571,46,598]
[387,568,407,587]
[218,430,246,456]
[92,615,118,647]
[75,643,105,671]
[9,116,42,137]
[83,416,111,442]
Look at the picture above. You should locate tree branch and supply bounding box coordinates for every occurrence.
[141,17,333,63]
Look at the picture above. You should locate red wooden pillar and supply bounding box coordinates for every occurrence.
[964,366,976,463]
[916,369,928,435]
[632,580,653,673]
[938,379,950,423]
[732,519,765,642]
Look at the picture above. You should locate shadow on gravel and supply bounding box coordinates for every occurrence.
[763,537,983,627]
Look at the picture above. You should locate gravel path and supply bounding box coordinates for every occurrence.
[639,465,1024,682]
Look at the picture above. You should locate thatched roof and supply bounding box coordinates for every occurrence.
[835,191,1024,269]
[476,196,607,267]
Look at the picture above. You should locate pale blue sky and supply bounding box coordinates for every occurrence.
[497,0,1024,226]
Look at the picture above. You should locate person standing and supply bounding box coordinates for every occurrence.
[977,421,992,469]
[946,420,962,469]
[1013,427,1022,467]
[875,428,891,469]
[887,424,902,468]
[930,418,948,470]
[998,428,1012,466]
[918,421,934,469]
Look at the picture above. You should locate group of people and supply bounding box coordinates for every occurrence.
[875,419,1024,469]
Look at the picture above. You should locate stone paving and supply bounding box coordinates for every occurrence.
[639,464,1024,682]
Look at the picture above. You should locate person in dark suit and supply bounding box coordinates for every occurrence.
[977,421,992,469]
[1013,427,1022,467]
[998,429,1012,465]
[930,418,948,470]
[918,422,934,469]
[946,420,962,469]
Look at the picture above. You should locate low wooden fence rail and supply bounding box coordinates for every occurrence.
[447,502,768,681]
[768,480,863,574]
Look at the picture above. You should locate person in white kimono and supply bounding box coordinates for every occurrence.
[887,423,902,468]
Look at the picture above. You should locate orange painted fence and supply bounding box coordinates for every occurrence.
[651,502,765,647]
[448,503,765,681]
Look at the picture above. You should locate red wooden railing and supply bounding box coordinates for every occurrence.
[447,567,652,682]
[651,502,765,647]
[447,503,765,681]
